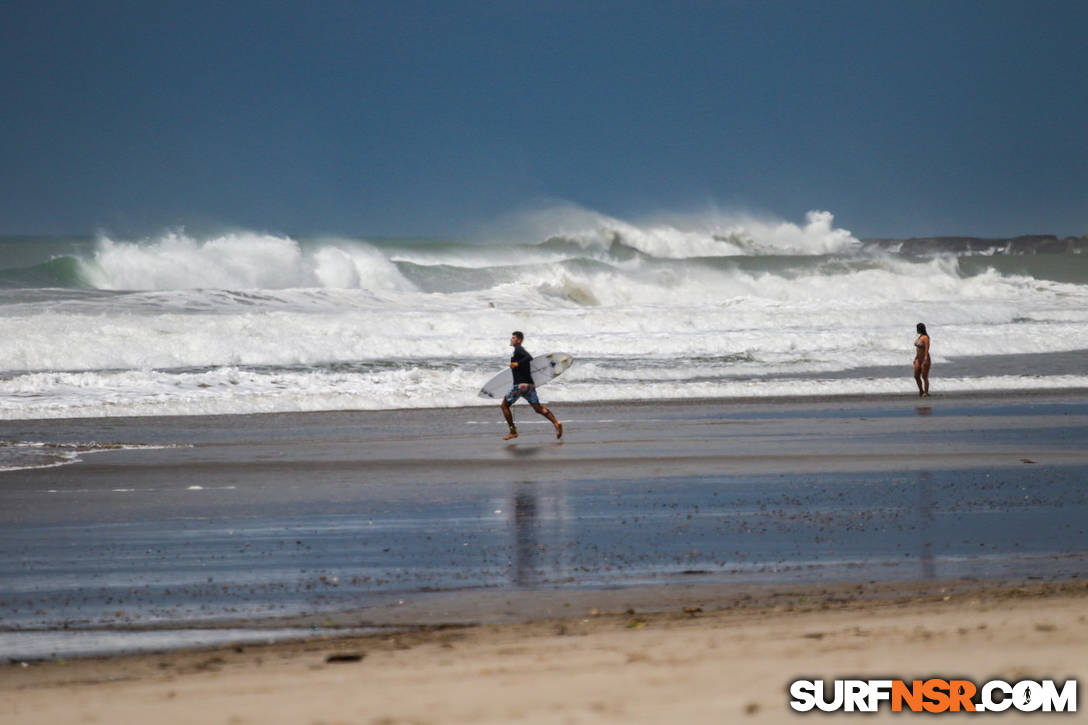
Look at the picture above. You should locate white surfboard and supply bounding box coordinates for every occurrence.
[478,352,574,399]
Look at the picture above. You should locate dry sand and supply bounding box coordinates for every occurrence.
[3,579,1085,724]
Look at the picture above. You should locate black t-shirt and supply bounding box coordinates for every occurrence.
[510,345,534,385]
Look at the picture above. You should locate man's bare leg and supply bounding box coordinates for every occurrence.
[532,403,563,439]
[501,400,518,439]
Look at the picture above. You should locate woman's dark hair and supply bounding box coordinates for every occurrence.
[916,323,928,336]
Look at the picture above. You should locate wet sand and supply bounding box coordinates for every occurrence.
[5,391,1088,519]
[1,391,1087,720]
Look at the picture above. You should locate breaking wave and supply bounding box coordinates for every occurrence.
[1,206,1087,419]
[75,232,416,292]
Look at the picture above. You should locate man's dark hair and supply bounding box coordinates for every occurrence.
[512,330,524,341]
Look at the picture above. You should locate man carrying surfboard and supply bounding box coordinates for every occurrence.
[501,331,563,441]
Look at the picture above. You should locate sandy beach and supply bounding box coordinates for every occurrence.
[2,390,1087,722]
[3,579,1086,724]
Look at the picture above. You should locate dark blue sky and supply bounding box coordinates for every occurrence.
[2,0,1086,238]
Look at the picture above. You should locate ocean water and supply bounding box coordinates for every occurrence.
[2,209,1087,426]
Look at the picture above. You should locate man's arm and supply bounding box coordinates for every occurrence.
[511,347,532,368]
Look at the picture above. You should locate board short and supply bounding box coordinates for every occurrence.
[504,383,539,405]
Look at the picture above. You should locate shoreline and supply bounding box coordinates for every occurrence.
[4,383,1088,426]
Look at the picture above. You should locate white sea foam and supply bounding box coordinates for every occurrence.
[1,212,1086,419]
[4,276,1082,375]
[0,441,181,471]
[505,204,861,257]
[3,363,1087,420]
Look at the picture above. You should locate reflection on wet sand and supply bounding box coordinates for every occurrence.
[917,470,936,579]
[504,445,543,458]
[512,485,539,585]
[509,481,571,587]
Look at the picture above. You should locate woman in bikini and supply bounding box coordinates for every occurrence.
[913,322,931,397]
